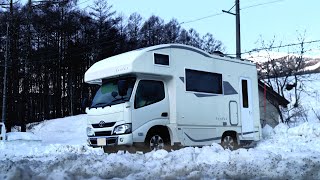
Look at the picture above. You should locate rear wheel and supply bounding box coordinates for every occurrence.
[221,133,238,150]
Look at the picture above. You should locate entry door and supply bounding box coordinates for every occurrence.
[240,78,254,138]
[131,80,169,132]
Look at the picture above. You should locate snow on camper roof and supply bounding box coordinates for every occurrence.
[84,44,250,84]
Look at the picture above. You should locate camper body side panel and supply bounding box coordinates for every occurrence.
[169,48,260,146]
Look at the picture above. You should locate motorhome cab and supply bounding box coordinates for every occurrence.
[84,44,261,152]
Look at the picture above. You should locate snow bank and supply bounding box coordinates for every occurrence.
[1,116,320,179]
[30,114,88,145]
[6,132,41,141]
[262,124,274,138]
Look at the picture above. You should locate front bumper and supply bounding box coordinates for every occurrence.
[87,133,133,147]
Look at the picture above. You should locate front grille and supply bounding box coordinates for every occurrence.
[89,137,117,146]
[108,138,116,144]
[92,122,116,128]
[95,131,112,136]
[90,139,97,145]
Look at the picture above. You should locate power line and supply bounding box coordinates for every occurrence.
[228,39,320,56]
[180,0,285,25]
[246,48,320,60]
[241,0,285,10]
[180,12,224,25]
[77,0,91,6]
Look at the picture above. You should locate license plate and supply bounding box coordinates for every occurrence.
[97,138,106,146]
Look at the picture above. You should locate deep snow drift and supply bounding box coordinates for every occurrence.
[1,115,320,179]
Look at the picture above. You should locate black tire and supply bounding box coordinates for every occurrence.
[145,131,170,152]
[221,133,238,150]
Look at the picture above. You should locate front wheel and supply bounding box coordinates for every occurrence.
[145,133,169,151]
[221,134,238,150]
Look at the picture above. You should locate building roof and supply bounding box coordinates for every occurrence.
[258,80,290,107]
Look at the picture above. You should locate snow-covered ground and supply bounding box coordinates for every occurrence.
[1,115,320,179]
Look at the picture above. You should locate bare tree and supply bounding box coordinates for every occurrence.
[255,35,310,124]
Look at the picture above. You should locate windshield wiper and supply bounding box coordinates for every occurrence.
[91,102,109,108]
[102,98,126,107]
[91,98,129,108]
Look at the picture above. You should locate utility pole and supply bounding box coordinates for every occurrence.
[235,0,241,59]
[222,0,241,59]
[1,23,9,126]
[2,0,13,126]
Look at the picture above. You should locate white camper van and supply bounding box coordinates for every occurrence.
[84,44,261,152]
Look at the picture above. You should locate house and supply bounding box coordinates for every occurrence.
[258,80,290,128]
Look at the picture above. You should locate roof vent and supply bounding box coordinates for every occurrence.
[213,51,224,57]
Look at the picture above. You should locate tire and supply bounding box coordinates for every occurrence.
[145,132,170,152]
[221,134,238,150]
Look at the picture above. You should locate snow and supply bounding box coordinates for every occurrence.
[6,132,41,141]
[245,50,320,74]
[262,124,274,138]
[29,115,88,145]
[305,60,320,71]
[262,73,320,124]
[245,50,320,63]
[1,115,320,179]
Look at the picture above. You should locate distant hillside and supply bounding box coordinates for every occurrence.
[245,51,320,75]
[304,58,320,73]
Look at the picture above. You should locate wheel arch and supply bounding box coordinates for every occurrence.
[145,125,171,143]
[221,130,239,144]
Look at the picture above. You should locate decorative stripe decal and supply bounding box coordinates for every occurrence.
[223,81,238,95]
[239,131,259,135]
[150,45,211,58]
[184,131,259,143]
[184,133,221,142]
[194,93,217,97]
[179,77,184,83]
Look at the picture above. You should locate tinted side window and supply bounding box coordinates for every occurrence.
[185,69,222,94]
[134,80,165,109]
[154,53,169,66]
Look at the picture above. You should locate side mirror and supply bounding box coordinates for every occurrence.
[118,80,128,97]
[81,98,90,109]
[111,91,118,98]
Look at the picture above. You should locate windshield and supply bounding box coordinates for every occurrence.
[91,77,136,108]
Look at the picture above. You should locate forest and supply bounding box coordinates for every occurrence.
[0,0,224,131]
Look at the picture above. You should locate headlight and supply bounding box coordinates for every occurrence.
[87,127,94,137]
[113,124,132,135]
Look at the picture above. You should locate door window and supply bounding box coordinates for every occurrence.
[241,80,249,108]
[134,80,165,109]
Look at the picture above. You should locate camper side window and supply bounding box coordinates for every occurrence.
[185,69,222,94]
[154,53,169,66]
[134,80,165,109]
